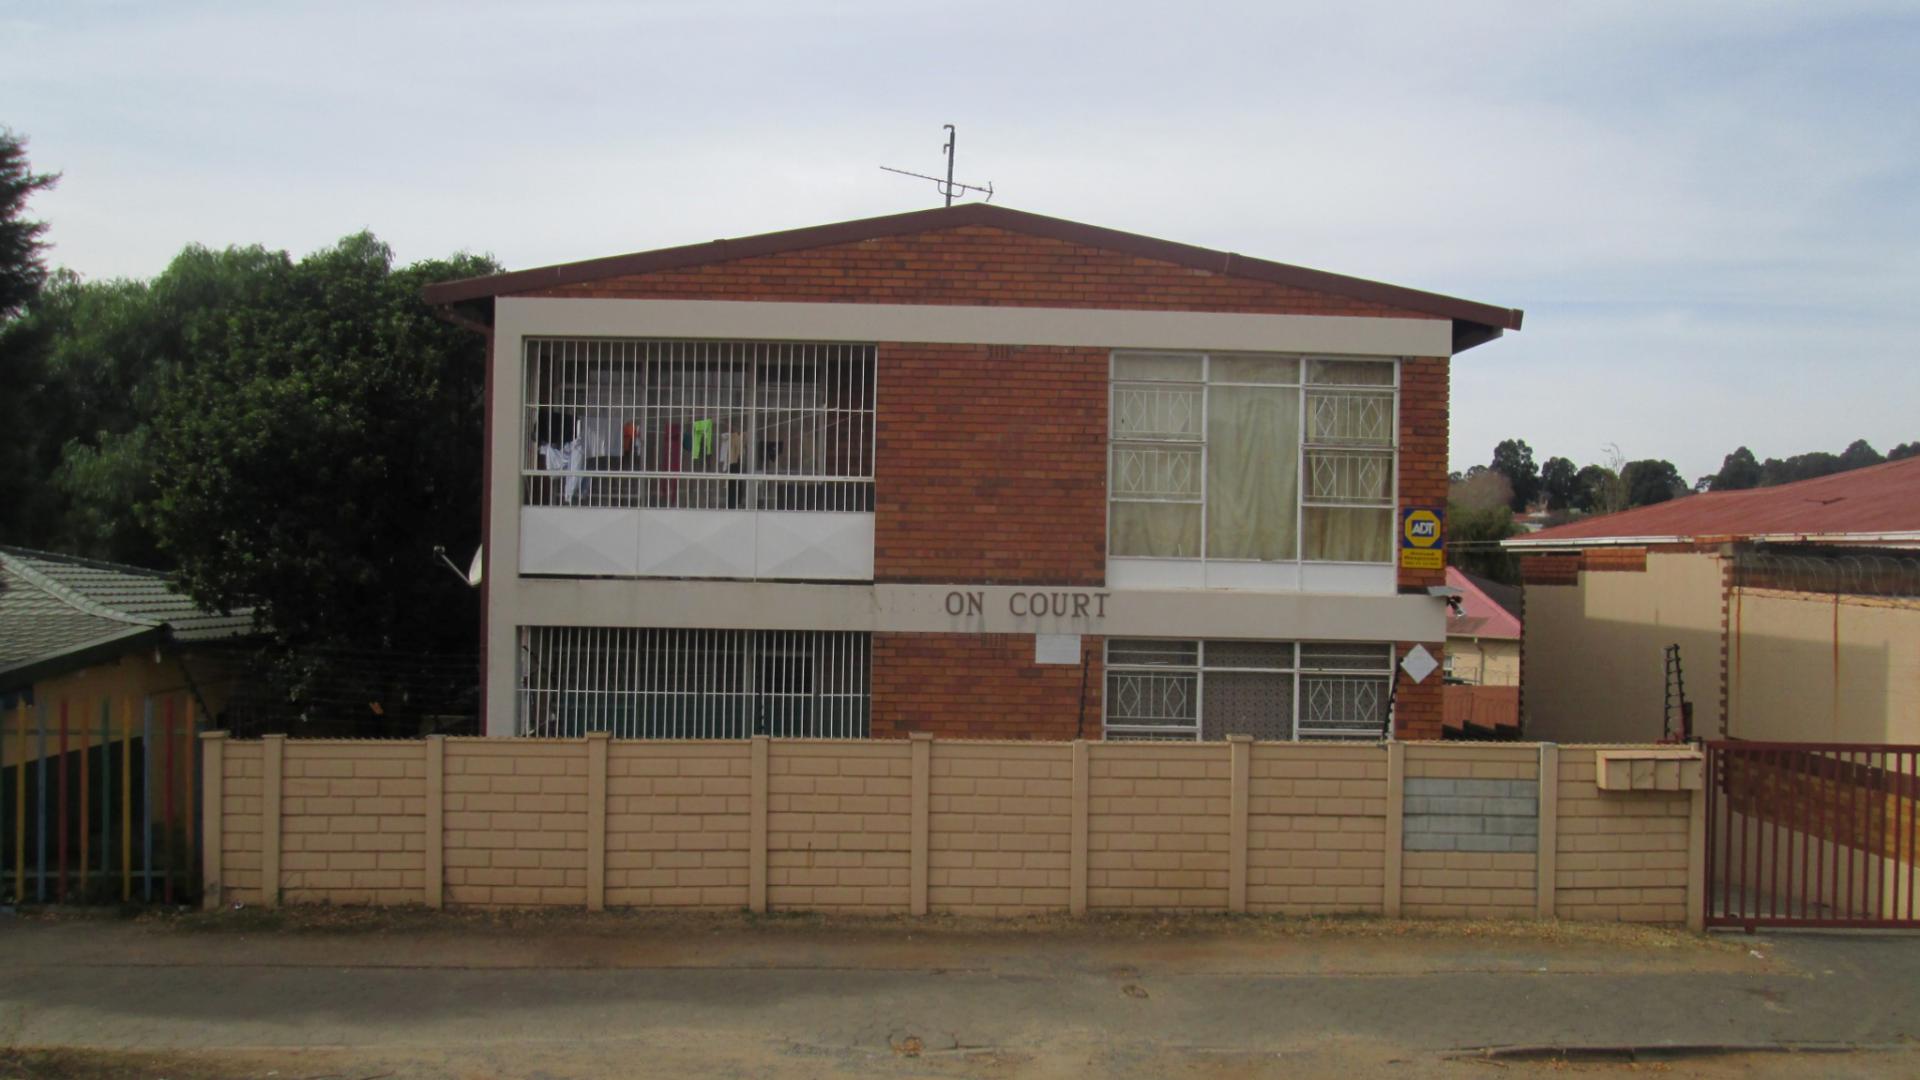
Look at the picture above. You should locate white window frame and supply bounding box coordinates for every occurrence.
[1101,639,1397,742]
[1106,351,1400,574]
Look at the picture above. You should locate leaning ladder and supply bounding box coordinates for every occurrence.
[1662,644,1693,742]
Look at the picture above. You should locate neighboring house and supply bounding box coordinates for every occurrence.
[1504,457,1920,744]
[0,547,255,739]
[1444,566,1521,686]
[1440,566,1522,738]
[424,204,1522,742]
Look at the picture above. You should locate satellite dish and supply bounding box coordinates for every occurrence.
[466,545,484,588]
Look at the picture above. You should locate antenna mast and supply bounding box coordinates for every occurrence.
[880,124,994,206]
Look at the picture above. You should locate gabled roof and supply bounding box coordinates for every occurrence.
[0,547,256,687]
[1507,456,1920,549]
[423,204,1523,352]
[1445,567,1522,639]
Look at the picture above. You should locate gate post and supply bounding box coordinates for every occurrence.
[200,731,226,911]
[1384,741,1405,918]
[260,735,284,909]
[749,735,769,914]
[909,733,931,916]
[1537,743,1558,919]
[1687,750,1708,932]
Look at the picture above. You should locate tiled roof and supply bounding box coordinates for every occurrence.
[1510,456,1920,548]
[0,546,256,682]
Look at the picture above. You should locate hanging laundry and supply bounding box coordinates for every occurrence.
[691,419,715,461]
[716,431,738,467]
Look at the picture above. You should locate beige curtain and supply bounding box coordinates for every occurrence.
[1303,507,1393,562]
[1206,386,1299,560]
[1111,502,1202,557]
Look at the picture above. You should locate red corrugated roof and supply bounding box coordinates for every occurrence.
[1442,685,1520,734]
[1510,456,1920,547]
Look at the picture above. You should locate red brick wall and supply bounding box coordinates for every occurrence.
[516,225,1443,319]
[875,343,1106,585]
[1398,356,1449,593]
[1394,642,1445,741]
[872,632,1101,740]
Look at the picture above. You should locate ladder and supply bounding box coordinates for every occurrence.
[1662,644,1693,742]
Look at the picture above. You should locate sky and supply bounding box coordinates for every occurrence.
[3,0,1917,482]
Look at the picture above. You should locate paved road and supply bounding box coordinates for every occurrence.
[1,913,1915,1078]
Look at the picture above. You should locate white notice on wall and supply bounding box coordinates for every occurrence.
[1034,634,1082,665]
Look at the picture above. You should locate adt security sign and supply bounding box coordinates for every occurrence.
[1399,507,1444,570]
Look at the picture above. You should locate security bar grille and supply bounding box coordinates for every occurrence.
[517,627,871,739]
[1104,639,1394,742]
[522,339,876,512]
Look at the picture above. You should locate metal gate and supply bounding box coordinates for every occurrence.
[1704,741,1918,929]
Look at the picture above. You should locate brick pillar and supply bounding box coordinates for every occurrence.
[1394,644,1445,740]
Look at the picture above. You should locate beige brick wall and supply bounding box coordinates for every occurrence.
[218,741,265,903]
[927,741,1073,915]
[278,742,429,906]
[1245,744,1388,914]
[1556,749,1692,923]
[202,735,1703,926]
[444,739,588,907]
[606,741,751,908]
[1402,745,1539,919]
[766,741,913,912]
[1087,743,1232,910]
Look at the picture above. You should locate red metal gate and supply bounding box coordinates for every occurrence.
[1705,742,1919,929]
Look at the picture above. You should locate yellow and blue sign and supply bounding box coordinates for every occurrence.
[1399,507,1444,570]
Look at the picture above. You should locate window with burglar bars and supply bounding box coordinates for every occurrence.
[522,339,876,512]
[516,627,870,739]
[1109,352,1397,565]
[1103,639,1395,741]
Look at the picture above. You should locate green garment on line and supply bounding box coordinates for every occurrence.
[691,419,715,460]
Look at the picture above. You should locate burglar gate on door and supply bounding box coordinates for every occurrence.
[1704,741,1918,929]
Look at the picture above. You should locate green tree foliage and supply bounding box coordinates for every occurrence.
[0,129,61,539]
[144,233,498,653]
[1710,446,1762,491]
[1891,442,1920,462]
[1539,455,1579,510]
[1837,438,1884,471]
[0,128,58,320]
[1573,463,1624,514]
[1446,499,1520,584]
[1489,438,1539,512]
[1622,459,1686,507]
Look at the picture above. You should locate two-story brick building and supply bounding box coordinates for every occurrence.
[423,205,1521,743]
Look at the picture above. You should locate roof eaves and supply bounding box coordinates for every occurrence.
[422,204,1524,343]
[0,624,161,692]
[1504,530,1920,550]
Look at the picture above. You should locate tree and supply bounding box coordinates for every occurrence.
[1449,468,1512,513]
[1622,459,1686,507]
[0,130,62,541]
[1838,438,1884,471]
[1574,464,1624,514]
[1539,456,1579,510]
[1891,442,1920,462]
[144,232,499,654]
[1489,438,1539,512]
[1709,446,1761,491]
[1447,502,1520,584]
[0,128,58,321]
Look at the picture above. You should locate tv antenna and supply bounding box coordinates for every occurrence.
[880,124,993,206]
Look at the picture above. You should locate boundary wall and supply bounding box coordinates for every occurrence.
[203,734,1704,927]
